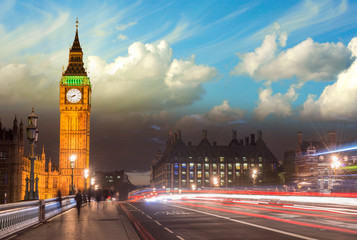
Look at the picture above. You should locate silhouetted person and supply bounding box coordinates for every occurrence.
[95,189,102,211]
[87,189,92,206]
[57,190,62,210]
[75,190,83,219]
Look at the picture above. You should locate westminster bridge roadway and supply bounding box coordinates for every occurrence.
[4,193,357,240]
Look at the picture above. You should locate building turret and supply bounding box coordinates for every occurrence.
[19,120,24,140]
[13,116,18,140]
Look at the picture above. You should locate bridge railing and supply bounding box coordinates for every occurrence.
[0,196,76,239]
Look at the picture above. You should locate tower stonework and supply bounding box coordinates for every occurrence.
[59,20,91,195]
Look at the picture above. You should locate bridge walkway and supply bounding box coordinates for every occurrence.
[6,202,139,240]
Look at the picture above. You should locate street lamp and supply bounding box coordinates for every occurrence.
[25,108,39,200]
[331,155,341,175]
[70,155,76,195]
[252,169,258,185]
[213,177,219,187]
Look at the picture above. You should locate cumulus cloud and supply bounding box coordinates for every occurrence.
[231,25,353,82]
[88,40,217,112]
[254,84,300,120]
[300,37,357,120]
[175,100,244,128]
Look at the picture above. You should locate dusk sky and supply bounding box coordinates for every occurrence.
[1,0,357,185]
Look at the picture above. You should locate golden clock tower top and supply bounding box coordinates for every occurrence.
[63,18,87,76]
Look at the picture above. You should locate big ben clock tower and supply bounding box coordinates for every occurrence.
[59,19,91,195]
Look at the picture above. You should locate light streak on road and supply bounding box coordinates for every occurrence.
[174,201,357,235]
[181,199,357,222]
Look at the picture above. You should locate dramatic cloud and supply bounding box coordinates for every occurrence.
[88,40,217,112]
[115,21,137,31]
[175,100,244,129]
[232,25,353,82]
[300,37,357,120]
[254,85,299,120]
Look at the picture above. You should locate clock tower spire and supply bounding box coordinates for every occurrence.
[59,18,91,195]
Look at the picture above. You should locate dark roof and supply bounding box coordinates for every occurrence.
[160,137,277,164]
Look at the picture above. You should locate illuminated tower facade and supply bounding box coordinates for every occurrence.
[59,19,91,195]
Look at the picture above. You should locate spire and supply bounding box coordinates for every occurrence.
[63,18,87,76]
[41,145,46,161]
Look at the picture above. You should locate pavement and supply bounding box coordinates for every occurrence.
[9,201,140,240]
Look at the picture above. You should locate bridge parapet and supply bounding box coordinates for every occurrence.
[0,196,75,239]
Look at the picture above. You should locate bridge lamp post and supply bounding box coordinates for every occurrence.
[25,108,39,201]
[70,155,76,195]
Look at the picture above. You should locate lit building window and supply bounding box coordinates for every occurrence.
[243,163,248,170]
[182,179,186,183]
[205,157,209,162]
[174,171,178,175]
[182,163,187,168]
[205,172,209,178]
[228,164,232,170]
[235,163,241,170]
[197,171,202,178]
[243,157,247,161]
[259,157,262,162]
[197,164,202,170]
[213,164,217,170]
[182,171,186,175]
[205,164,209,170]
[174,163,179,169]
[213,171,217,175]
[189,171,194,178]
[205,179,209,183]
[228,179,232,183]
[220,172,225,178]
[251,164,255,167]
[228,171,232,175]
[220,164,225,170]
[236,172,240,177]
[189,179,194,183]
[189,163,194,170]
[220,157,224,162]
[117,176,120,178]
[197,179,201,183]
[259,164,263,168]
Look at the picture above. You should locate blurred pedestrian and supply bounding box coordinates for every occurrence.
[57,190,62,210]
[95,189,102,212]
[88,189,92,206]
[75,190,83,219]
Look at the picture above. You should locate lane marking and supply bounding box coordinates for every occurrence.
[154,220,162,226]
[146,215,153,219]
[165,203,317,240]
[176,236,185,240]
[164,227,174,234]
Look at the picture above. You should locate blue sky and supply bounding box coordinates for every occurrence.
[1,0,357,174]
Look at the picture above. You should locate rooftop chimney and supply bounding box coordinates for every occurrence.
[202,130,207,139]
[250,134,255,145]
[232,130,237,139]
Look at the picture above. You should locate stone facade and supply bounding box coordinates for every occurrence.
[0,118,59,203]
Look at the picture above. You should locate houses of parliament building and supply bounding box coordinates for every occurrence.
[0,20,91,203]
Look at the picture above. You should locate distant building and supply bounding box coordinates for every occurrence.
[151,130,280,190]
[0,118,59,203]
[284,131,357,191]
[94,170,133,200]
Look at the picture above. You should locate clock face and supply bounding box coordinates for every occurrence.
[66,88,82,103]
